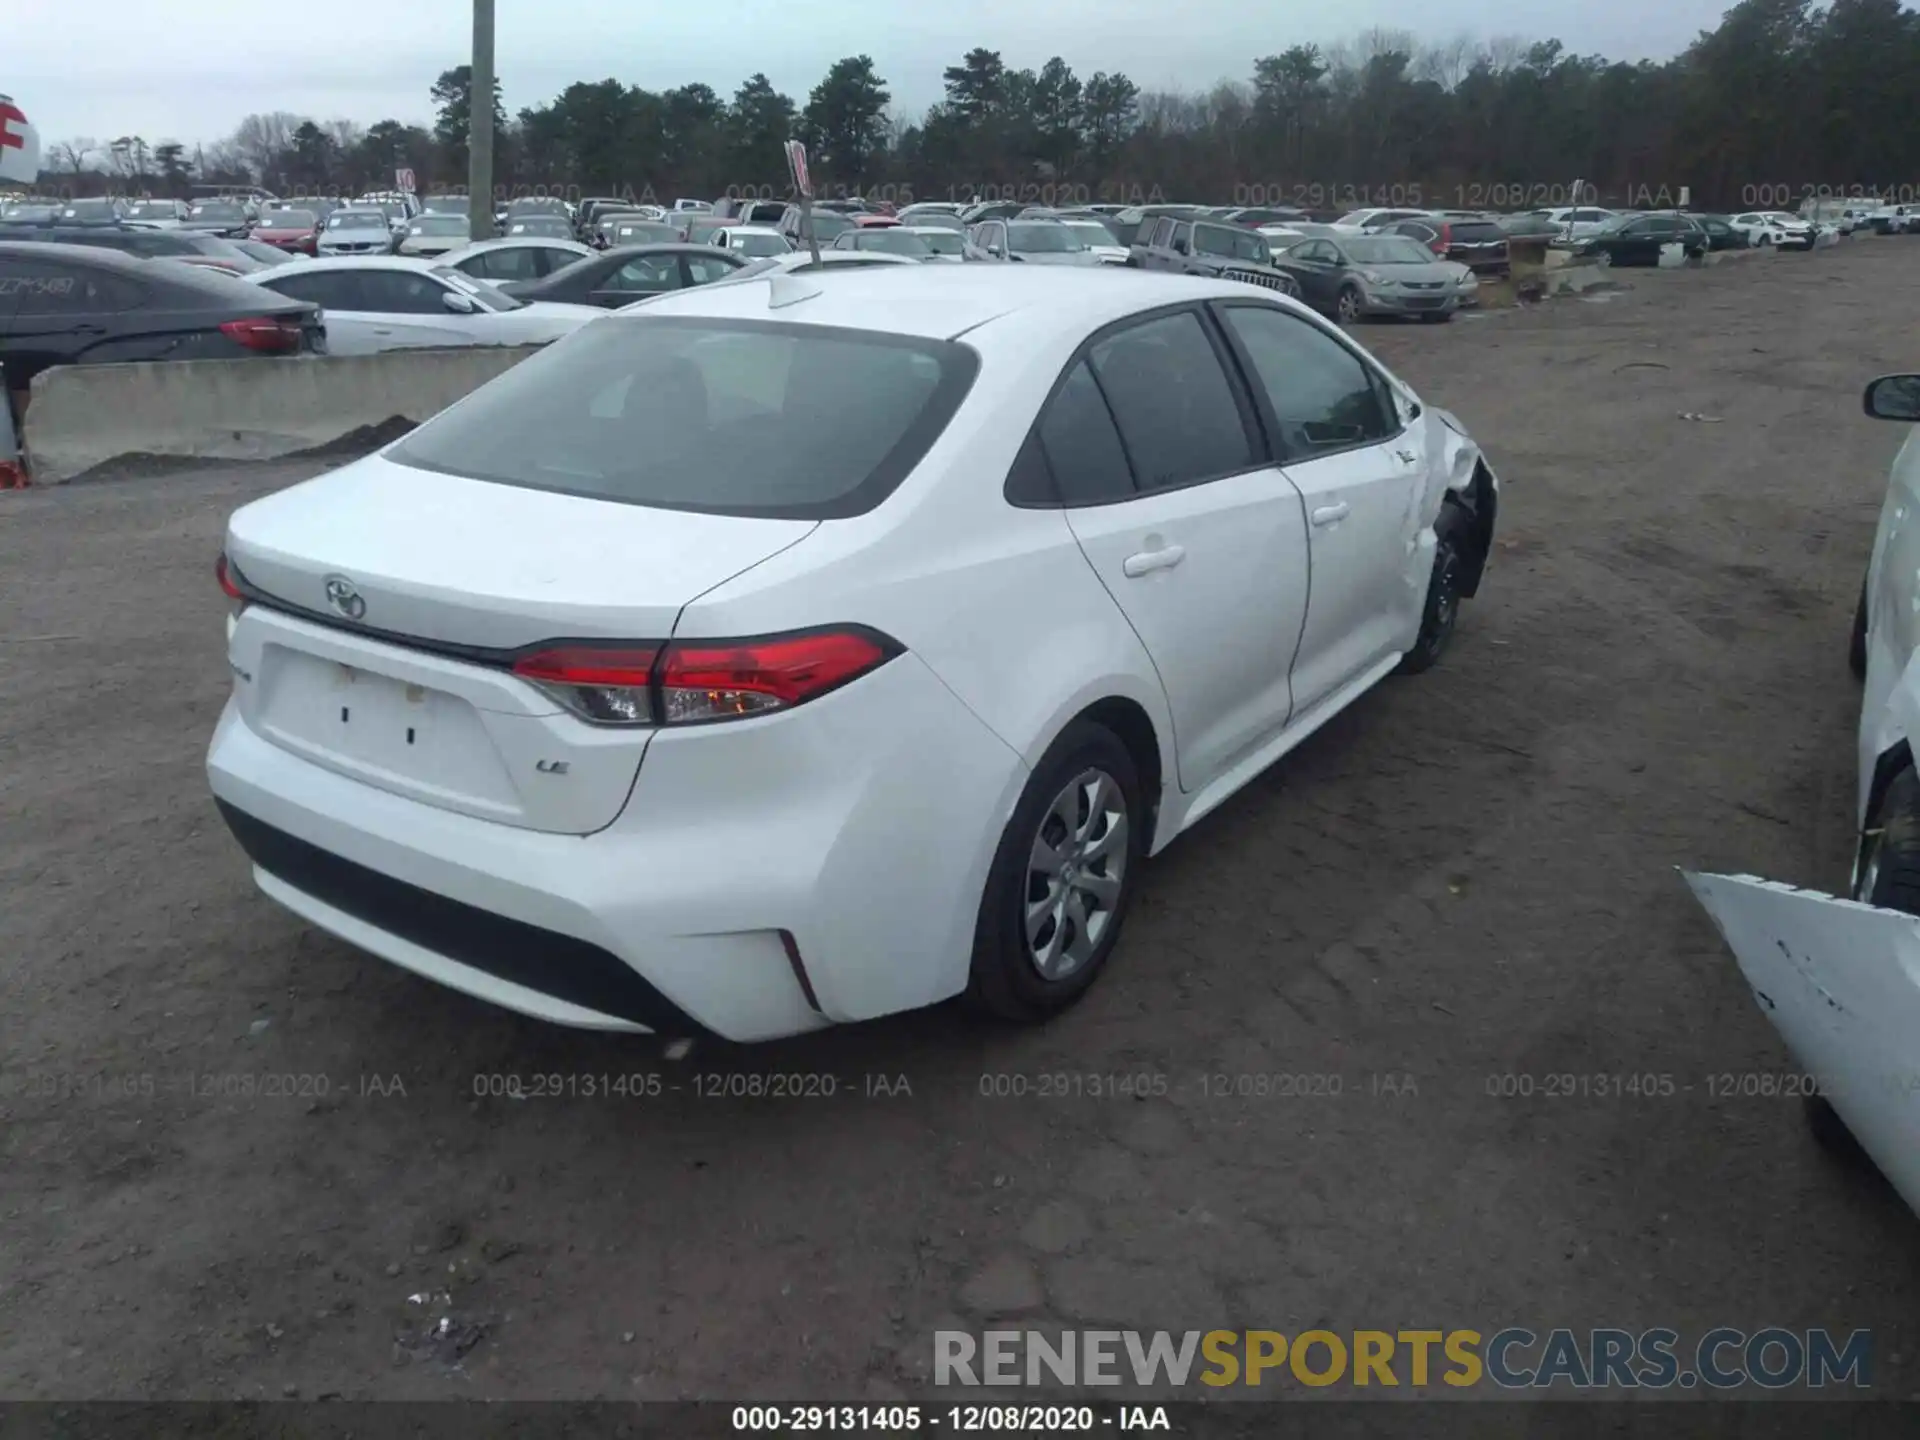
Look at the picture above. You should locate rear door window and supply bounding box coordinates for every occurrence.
[356,270,453,314]
[262,271,363,310]
[390,316,981,519]
[1086,310,1255,492]
[1036,360,1136,505]
[470,247,538,281]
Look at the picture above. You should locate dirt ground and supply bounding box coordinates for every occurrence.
[5,239,1920,1404]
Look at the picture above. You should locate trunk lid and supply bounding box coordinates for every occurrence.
[224,453,816,833]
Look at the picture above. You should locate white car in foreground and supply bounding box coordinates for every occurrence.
[206,266,1499,1042]
[244,257,602,355]
[1688,371,1920,1219]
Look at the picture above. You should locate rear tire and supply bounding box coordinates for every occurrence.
[965,721,1145,1023]
[1850,573,1869,679]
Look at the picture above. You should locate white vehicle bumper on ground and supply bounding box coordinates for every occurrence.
[1685,870,1920,1216]
[206,642,1029,1042]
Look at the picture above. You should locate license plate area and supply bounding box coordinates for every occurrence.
[253,648,525,820]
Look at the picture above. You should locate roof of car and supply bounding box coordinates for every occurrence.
[245,254,449,279]
[0,238,156,271]
[615,263,1303,341]
[442,237,592,259]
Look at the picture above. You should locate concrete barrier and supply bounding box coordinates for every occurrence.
[21,345,545,485]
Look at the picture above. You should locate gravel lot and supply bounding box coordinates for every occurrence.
[5,239,1920,1403]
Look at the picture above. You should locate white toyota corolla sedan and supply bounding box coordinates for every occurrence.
[207,265,1500,1042]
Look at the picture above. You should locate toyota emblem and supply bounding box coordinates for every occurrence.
[323,574,367,621]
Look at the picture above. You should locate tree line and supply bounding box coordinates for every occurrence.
[29,0,1920,213]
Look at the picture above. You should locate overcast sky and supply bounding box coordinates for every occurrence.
[15,0,1735,146]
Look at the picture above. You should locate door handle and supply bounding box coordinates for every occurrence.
[1122,545,1186,578]
[1311,503,1351,527]
[1394,449,1419,466]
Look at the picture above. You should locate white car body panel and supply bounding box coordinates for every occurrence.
[437,237,593,279]
[1535,207,1621,242]
[1857,423,1920,824]
[208,267,1496,1040]
[1685,870,1920,1217]
[397,233,467,258]
[244,258,601,355]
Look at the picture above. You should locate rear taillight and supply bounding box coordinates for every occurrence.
[1431,224,1450,255]
[508,628,899,727]
[659,630,895,723]
[512,644,659,724]
[216,551,249,617]
[219,316,303,353]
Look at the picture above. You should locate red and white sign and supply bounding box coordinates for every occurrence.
[0,94,42,186]
[395,167,416,194]
[783,140,812,200]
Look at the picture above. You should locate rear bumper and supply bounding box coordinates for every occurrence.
[205,652,1028,1042]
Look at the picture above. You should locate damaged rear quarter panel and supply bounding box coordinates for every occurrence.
[1684,869,1920,1216]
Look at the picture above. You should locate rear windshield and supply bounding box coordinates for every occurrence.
[1449,221,1505,241]
[389,317,981,520]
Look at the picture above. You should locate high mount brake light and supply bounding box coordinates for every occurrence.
[507,629,900,727]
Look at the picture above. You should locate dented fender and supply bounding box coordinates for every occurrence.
[1428,406,1496,503]
[1684,870,1920,1217]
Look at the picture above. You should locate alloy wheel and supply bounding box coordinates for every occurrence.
[1024,768,1129,980]
[1338,289,1361,322]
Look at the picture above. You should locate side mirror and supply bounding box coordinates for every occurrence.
[442,290,479,315]
[1865,375,1920,421]
[987,244,1004,257]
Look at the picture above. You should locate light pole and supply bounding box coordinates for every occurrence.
[468,0,496,240]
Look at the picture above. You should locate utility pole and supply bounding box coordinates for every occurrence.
[468,0,496,241]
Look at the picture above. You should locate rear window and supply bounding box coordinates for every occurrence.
[1449,221,1505,242]
[389,317,981,520]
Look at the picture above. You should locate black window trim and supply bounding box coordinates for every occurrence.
[1003,300,1274,511]
[1208,298,1409,467]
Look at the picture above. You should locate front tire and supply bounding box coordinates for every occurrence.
[1398,539,1462,675]
[1336,286,1363,324]
[965,721,1145,1022]
[1856,766,1920,913]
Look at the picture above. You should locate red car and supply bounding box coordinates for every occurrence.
[852,213,901,228]
[251,208,320,255]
